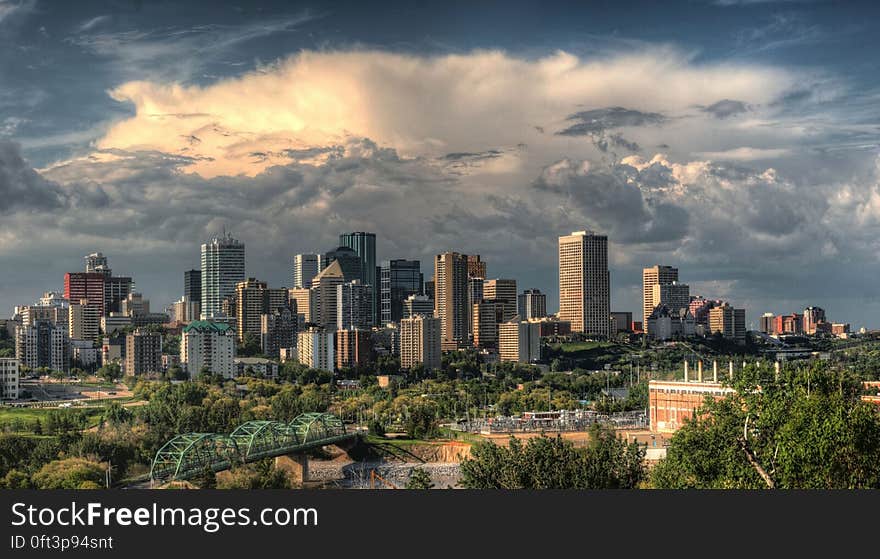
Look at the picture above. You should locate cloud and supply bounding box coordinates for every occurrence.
[700,99,750,119]
[694,147,791,160]
[0,140,66,213]
[92,48,799,177]
[0,0,34,24]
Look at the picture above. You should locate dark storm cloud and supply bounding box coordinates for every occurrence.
[557,107,666,136]
[701,99,750,119]
[0,140,66,212]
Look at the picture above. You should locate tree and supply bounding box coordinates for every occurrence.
[237,332,262,357]
[406,468,434,489]
[31,458,105,489]
[651,362,880,489]
[460,433,645,489]
[97,363,123,382]
[217,459,291,489]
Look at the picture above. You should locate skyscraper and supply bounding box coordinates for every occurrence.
[64,272,106,316]
[124,329,163,376]
[380,259,423,325]
[466,276,484,342]
[558,231,610,336]
[709,304,746,344]
[518,289,547,320]
[85,252,110,275]
[337,280,373,330]
[339,232,378,324]
[184,270,201,302]
[68,299,100,341]
[234,278,289,341]
[434,252,469,350]
[201,233,245,319]
[322,246,363,283]
[467,254,486,279]
[298,327,335,372]
[803,306,826,335]
[403,294,434,319]
[651,282,690,315]
[400,315,441,371]
[16,320,69,373]
[311,260,345,330]
[293,253,319,289]
[483,279,517,322]
[643,265,679,322]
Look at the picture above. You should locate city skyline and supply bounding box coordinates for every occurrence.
[4,1,880,327]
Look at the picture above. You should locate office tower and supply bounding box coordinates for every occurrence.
[21,304,68,328]
[760,313,775,335]
[184,270,202,303]
[64,272,106,316]
[472,299,506,348]
[235,278,289,341]
[124,329,162,376]
[200,233,246,319]
[261,305,297,359]
[171,297,200,324]
[466,276,484,344]
[337,280,373,330]
[558,231,610,336]
[181,320,236,379]
[424,279,435,301]
[288,288,314,324]
[467,254,487,279]
[339,232,378,323]
[298,327,335,372]
[15,320,69,373]
[104,276,134,315]
[335,329,372,370]
[498,320,542,364]
[403,294,434,319]
[322,246,363,283]
[774,314,803,335]
[379,259,422,325]
[518,289,547,320]
[709,304,746,343]
[68,299,100,341]
[85,252,110,275]
[0,358,20,400]
[803,306,826,335]
[293,254,319,289]
[610,311,633,334]
[651,282,690,315]
[311,261,345,330]
[121,292,150,317]
[643,265,679,322]
[434,252,469,350]
[400,315,441,371]
[483,279,517,321]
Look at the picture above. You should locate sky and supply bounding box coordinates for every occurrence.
[2,0,880,328]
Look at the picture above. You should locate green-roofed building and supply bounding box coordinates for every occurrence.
[181,319,236,379]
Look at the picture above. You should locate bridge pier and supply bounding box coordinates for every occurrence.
[275,453,309,484]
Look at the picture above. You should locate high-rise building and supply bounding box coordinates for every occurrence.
[298,327,334,372]
[379,259,422,325]
[85,252,110,275]
[311,261,345,330]
[518,289,547,320]
[121,292,150,317]
[21,304,68,328]
[709,304,746,343]
[101,314,132,335]
[467,254,486,279]
[171,296,200,324]
[424,279,435,302]
[483,279,517,322]
[15,321,69,373]
[293,253,319,289]
[472,299,506,348]
[498,320,542,364]
[651,282,690,315]
[322,246,363,283]
[288,288,313,324]
[184,270,202,303]
[610,311,633,333]
[0,358,20,400]
[466,276,484,343]
[124,329,162,376]
[335,329,372,370]
[261,305,297,359]
[400,315,441,371]
[235,278,289,341]
[688,296,722,326]
[339,232,378,324]
[643,265,679,322]
[200,233,246,319]
[434,252,469,350]
[558,231,610,336]
[68,299,100,341]
[403,294,434,319]
[64,272,106,316]
[181,320,236,379]
[104,276,134,315]
[774,314,803,335]
[760,313,775,334]
[337,280,373,330]
[803,306,826,335]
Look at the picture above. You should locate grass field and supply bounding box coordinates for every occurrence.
[0,406,107,430]
[554,341,615,353]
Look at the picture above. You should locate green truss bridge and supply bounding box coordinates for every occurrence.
[150,413,355,485]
